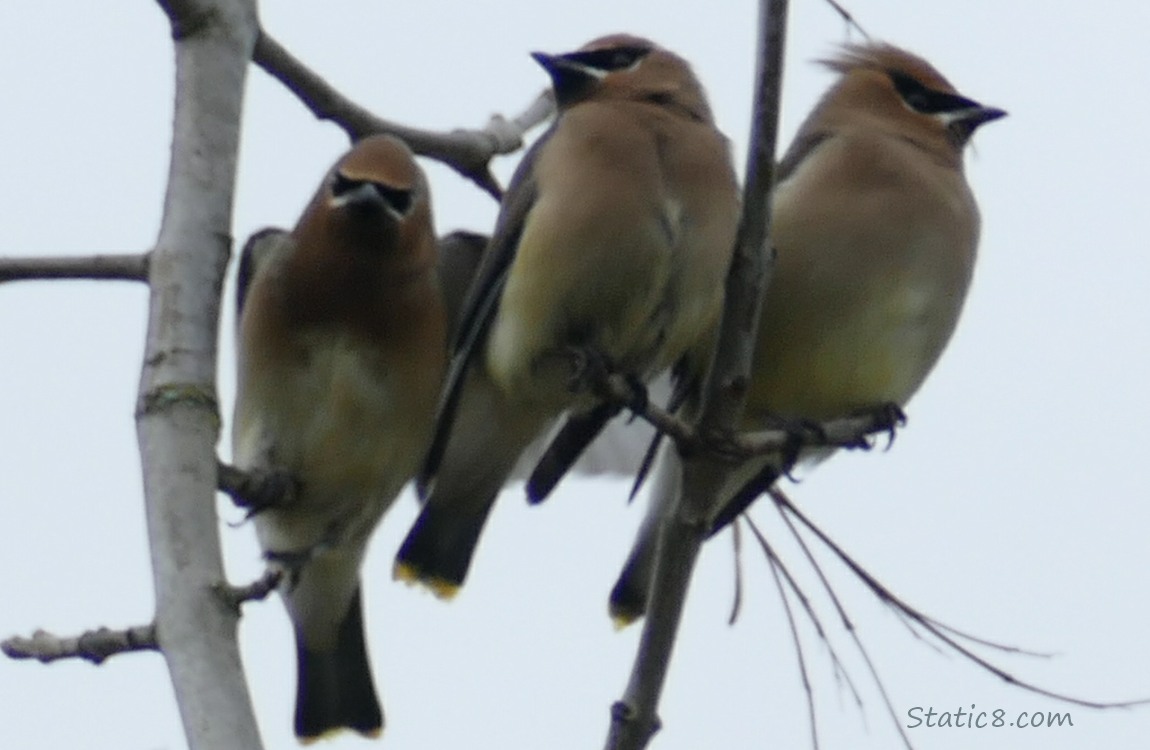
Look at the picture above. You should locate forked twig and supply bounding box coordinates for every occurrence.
[252,30,554,199]
[758,487,1150,712]
[744,516,865,720]
[743,517,821,748]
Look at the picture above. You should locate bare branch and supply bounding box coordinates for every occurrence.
[591,369,897,461]
[605,2,791,748]
[767,492,914,749]
[734,407,901,456]
[215,569,283,612]
[727,521,745,626]
[252,30,554,199]
[142,1,264,748]
[821,0,872,39]
[772,490,1150,710]
[747,518,821,749]
[3,625,157,665]
[593,372,696,446]
[743,514,865,711]
[0,253,148,283]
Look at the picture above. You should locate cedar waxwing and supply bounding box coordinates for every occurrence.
[232,134,447,741]
[436,229,667,480]
[513,373,670,482]
[435,228,666,481]
[395,34,740,597]
[610,42,1007,624]
[435,230,488,344]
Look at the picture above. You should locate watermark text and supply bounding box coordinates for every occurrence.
[906,705,1073,730]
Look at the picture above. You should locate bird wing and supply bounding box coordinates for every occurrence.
[417,126,554,490]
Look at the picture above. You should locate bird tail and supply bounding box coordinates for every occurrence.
[526,401,621,503]
[393,490,498,600]
[294,590,383,742]
[609,446,681,626]
[400,372,550,597]
[608,445,778,625]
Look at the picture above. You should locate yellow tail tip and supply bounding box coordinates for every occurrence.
[392,562,460,601]
[610,610,640,631]
[298,726,382,745]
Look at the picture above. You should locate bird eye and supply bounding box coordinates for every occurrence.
[331,172,358,197]
[889,72,933,112]
[568,46,650,73]
[332,171,414,214]
[888,70,984,120]
[375,184,413,215]
[609,48,645,68]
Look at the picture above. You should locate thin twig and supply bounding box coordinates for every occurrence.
[821,0,871,39]
[766,497,912,748]
[592,368,896,460]
[744,515,864,711]
[594,372,695,447]
[0,253,149,283]
[2,624,158,665]
[734,409,899,456]
[773,491,1150,710]
[747,518,821,749]
[215,569,283,612]
[728,520,745,626]
[252,30,554,199]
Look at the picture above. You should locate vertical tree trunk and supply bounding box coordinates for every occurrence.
[139,2,262,747]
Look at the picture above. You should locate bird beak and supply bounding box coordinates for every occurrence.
[530,51,582,76]
[953,104,1008,129]
[945,103,1007,144]
[332,182,384,212]
[531,51,605,101]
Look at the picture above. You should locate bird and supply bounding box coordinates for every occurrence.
[609,42,1007,624]
[434,230,488,344]
[232,134,447,741]
[436,230,671,482]
[430,228,673,484]
[394,34,740,598]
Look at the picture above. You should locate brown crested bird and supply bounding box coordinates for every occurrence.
[396,34,740,598]
[611,42,1007,624]
[233,134,447,741]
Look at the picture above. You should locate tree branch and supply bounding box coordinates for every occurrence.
[822,0,871,39]
[215,569,283,612]
[252,30,553,199]
[141,1,263,748]
[605,1,791,748]
[3,625,158,665]
[770,490,1150,711]
[592,372,696,446]
[734,408,901,455]
[592,368,901,460]
[0,253,149,283]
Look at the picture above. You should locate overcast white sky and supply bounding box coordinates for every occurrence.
[3,2,1149,749]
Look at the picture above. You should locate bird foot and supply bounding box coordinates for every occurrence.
[265,525,340,591]
[562,345,614,393]
[219,463,300,518]
[860,401,907,451]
